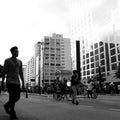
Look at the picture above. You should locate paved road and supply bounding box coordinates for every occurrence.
[0,93,120,120]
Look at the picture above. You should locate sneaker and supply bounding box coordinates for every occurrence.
[4,104,10,114]
[72,100,75,104]
[75,100,79,105]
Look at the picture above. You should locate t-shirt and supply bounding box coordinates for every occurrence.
[3,57,23,85]
[86,82,93,90]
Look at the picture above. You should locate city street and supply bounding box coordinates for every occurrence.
[0,92,120,120]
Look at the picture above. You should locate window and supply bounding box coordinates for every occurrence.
[110,43,115,48]
[45,63,49,65]
[51,54,55,56]
[51,48,55,50]
[51,63,55,66]
[91,69,94,74]
[82,50,85,54]
[83,60,85,65]
[101,59,105,65]
[90,51,93,56]
[87,70,90,75]
[96,68,99,73]
[94,43,98,49]
[56,64,60,66]
[91,45,93,50]
[86,59,89,64]
[118,54,120,61]
[83,66,85,70]
[101,67,105,72]
[112,63,117,70]
[86,53,89,58]
[56,48,60,50]
[82,46,85,49]
[95,49,98,55]
[91,57,94,62]
[100,47,104,52]
[95,61,99,67]
[111,56,116,63]
[110,49,116,56]
[100,53,104,59]
[117,47,120,53]
[99,41,103,46]
[91,63,94,68]
[83,55,85,59]
[87,65,89,69]
[95,55,99,61]
[45,38,49,42]
[45,57,49,59]
[83,71,86,76]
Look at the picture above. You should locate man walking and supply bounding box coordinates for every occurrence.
[71,70,79,105]
[2,46,25,119]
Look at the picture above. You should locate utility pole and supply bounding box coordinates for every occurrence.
[76,41,81,81]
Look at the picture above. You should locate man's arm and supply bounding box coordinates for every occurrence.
[2,60,7,90]
[19,61,25,89]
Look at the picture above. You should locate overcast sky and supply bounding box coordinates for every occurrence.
[0,0,71,65]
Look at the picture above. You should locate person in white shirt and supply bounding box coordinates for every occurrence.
[86,80,93,98]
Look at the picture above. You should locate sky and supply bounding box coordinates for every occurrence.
[0,0,71,65]
[0,0,118,65]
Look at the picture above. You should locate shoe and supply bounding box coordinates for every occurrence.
[72,100,75,104]
[75,100,79,105]
[4,104,10,114]
[10,114,18,120]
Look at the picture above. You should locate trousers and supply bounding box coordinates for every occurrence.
[5,83,21,115]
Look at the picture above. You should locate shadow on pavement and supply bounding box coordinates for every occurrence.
[0,115,9,120]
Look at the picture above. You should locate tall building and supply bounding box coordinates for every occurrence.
[34,42,43,87]
[26,56,35,86]
[39,33,72,86]
[23,65,27,85]
[70,0,120,83]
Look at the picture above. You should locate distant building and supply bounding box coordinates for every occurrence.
[35,33,72,86]
[25,56,35,86]
[23,65,27,84]
[34,42,43,87]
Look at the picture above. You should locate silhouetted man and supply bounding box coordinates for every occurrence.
[71,70,79,105]
[2,46,25,119]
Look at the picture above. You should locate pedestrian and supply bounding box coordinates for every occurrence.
[86,80,93,98]
[2,46,25,120]
[71,70,79,105]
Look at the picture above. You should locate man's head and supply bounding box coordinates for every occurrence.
[73,70,77,74]
[10,46,19,58]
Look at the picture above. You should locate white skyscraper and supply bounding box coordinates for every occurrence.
[70,0,120,83]
[41,33,72,86]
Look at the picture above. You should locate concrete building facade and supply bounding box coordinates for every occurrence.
[41,33,72,86]
[70,0,120,83]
